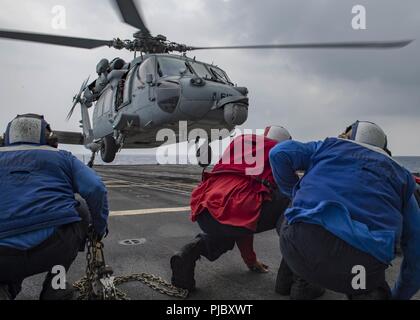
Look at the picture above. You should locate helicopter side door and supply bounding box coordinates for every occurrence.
[118,66,136,110]
[92,85,115,138]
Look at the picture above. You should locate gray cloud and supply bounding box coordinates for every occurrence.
[0,0,419,155]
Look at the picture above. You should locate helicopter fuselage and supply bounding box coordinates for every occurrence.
[88,54,249,149]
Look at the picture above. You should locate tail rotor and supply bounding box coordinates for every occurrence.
[67,76,90,121]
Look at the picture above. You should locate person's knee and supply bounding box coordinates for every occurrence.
[198,234,235,261]
[276,217,288,236]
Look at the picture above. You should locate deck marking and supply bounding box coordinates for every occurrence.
[110,206,191,217]
[118,238,147,246]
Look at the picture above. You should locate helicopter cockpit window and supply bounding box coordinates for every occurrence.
[137,57,156,84]
[190,62,213,80]
[157,57,192,77]
[209,66,231,84]
[123,67,135,103]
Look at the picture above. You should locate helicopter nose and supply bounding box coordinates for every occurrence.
[177,77,248,122]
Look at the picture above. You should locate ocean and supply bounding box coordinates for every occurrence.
[394,157,420,174]
[75,153,420,174]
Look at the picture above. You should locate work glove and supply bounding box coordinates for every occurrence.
[89,225,108,242]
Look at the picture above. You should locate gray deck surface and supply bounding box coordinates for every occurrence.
[18,165,420,300]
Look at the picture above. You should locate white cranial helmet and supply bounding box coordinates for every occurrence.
[264,125,292,143]
[346,120,389,151]
[4,114,51,146]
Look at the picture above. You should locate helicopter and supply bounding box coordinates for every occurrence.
[0,0,413,165]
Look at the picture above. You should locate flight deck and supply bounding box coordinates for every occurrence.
[17,165,420,300]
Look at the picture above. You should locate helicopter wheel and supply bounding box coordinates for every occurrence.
[196,143,212,168]
[100,136,118,163]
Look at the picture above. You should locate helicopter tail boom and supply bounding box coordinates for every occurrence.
[54,131,84,145]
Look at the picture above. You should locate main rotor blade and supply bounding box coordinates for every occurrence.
[0,30,112,49]
[66,100,79,121]
[189,40,414,51]
[114,0,150,36]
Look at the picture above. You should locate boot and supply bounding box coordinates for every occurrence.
[170,237,203,291]
[39,273,75,300]
[290,277,325,300]
[0,285,11,300]
[275,260,294,295]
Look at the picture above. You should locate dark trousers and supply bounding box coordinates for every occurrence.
[0,199,90,299]
[197,191,289,261]
[279,221,390,299]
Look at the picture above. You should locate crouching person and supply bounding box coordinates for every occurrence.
[270,121,420,300]
[0,114,109,300]
[170,126,295,292]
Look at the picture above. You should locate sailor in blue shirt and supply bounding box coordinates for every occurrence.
[0,114,109,300]
[270,121,420,300]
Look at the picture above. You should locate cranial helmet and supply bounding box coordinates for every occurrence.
[264,125,292,143]
[4,114,54,146]
[344,120,390,153]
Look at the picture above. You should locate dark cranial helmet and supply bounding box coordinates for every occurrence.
[4,114,56,147]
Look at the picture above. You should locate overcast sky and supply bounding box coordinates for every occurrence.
[0,0,419,155]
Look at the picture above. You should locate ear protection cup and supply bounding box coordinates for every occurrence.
[46,131,59,148]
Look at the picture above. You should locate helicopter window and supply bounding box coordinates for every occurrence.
[137,57,156,83]
[157,57,192,77]
[123,67,135,102]
[190,62,212,79]
[209,67,230,83]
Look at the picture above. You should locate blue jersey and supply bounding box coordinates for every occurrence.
[0,144,109,249]
[270,138,420,300]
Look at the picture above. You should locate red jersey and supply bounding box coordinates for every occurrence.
[190,134,278,231]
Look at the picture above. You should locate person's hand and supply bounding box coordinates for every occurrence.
[248,260,269,273]
[93,231,105,242]
[88,225,108,242]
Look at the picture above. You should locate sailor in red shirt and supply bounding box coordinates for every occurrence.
[170,126,292,291]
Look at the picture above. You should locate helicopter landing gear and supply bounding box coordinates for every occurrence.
[101,136,118,163]
[196,141,212,168]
